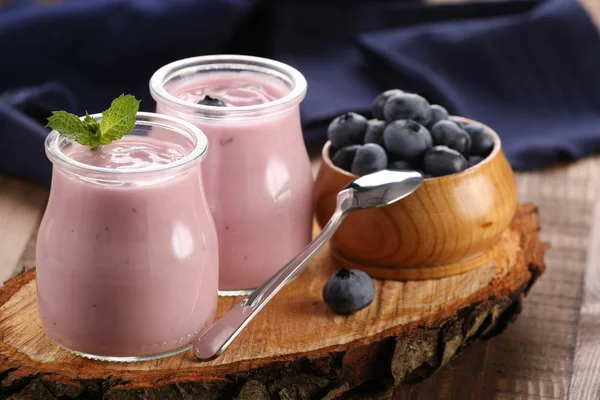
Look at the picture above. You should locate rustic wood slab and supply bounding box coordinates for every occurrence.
[0,205,544,399]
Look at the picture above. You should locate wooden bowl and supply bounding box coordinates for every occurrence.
[314,118,518,280]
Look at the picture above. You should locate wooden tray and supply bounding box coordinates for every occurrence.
[0,204,545,399]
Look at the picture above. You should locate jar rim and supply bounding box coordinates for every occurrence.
[149,55,307,119]
[46,112,208,176]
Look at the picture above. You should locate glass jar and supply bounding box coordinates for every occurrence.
[36,112,218,361]
[150,55,314,295]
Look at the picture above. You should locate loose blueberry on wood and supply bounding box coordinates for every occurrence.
[424,146,468,177]
[427,105,449,128]
[388,160,413,171]
[351,144,388,176]
[430,120,471,154]
[468,155,484,168]
[383,120,433,162]
[327,112,369,149]
[364,120,387,147]
[383,93,432,125]
[463,123,494,158]
[332,145,361,172]
[323,268,376,315]
[197,95,226,107]
[372,89,403,120]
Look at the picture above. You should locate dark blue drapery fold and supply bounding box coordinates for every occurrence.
[1,0,600,185]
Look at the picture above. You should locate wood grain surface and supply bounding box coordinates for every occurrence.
[0,205,544,399]
[0,177,47,284]
[397,158,600,400]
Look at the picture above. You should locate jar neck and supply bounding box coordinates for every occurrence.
[46,112,208,184]
[149,55,307,120]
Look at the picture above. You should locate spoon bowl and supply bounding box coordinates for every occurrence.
[342,170,423,211]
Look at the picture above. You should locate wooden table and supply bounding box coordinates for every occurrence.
[2,1,600,398]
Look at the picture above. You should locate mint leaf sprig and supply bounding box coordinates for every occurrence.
[46,94,141,150]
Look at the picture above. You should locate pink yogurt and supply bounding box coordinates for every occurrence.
[36,113,218,359]
[151,56,314,294]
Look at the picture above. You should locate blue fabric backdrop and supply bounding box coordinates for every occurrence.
[1,0,600,185]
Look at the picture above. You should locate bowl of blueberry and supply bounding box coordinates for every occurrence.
[314,89,518,280]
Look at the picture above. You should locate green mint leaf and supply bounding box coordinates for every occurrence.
[98,94,140,145]
[46,94,140,149]
[83,111,100,136]
[46,111,100,147]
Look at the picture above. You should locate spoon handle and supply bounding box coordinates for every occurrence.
[193,194,351,361]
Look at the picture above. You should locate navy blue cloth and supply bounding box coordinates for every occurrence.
[1,0,600,186]
[0,82,75,184]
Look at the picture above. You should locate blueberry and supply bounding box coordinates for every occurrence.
[383,93,432,125]
[372,89,403,120]
[197,95,226,107]
[463,123,494,157]
[351,144,388,176]
[323,268,376,315]
[468,155,484,168]
[388,160,413,171]
[424,146,468,177]
[331,145,360,172]
[364,120,387,147]
[327,112,369,149]
[383,120,432,162]
[427,105,449,128]
[430,120,471,154]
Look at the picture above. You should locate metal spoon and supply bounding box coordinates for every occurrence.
[193,169,423,361]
